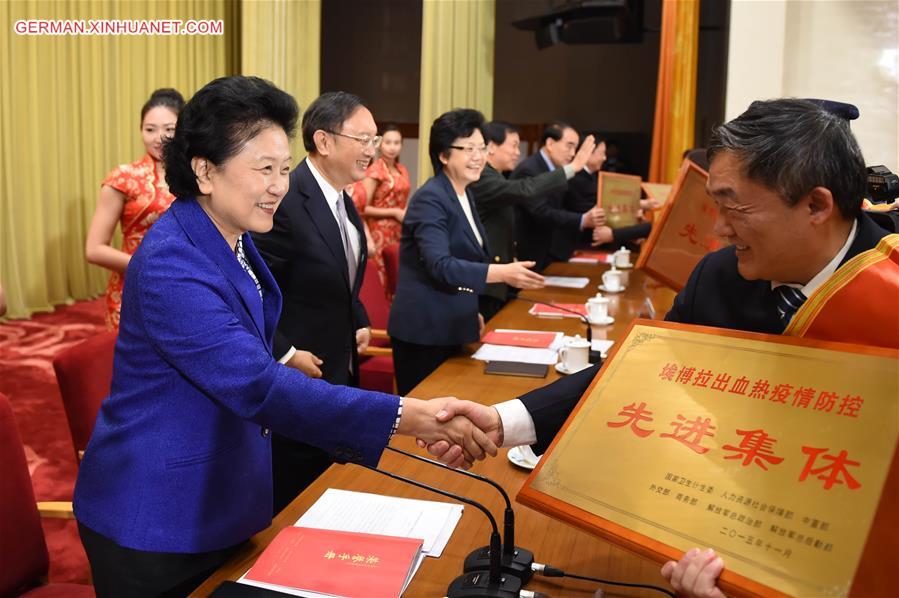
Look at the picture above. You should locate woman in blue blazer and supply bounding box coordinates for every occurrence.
[73,77,495,597]
[387,110,545,395]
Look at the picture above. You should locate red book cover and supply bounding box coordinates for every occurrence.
[481,330,557,348]
[570,249,613,263]
[528,303,588,318]
[244,526,423,597]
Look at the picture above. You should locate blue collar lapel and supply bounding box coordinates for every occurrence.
[171,198,269,341]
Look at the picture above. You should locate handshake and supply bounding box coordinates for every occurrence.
[397,397,504,469]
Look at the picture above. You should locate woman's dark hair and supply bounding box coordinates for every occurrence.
[140,88,185,123]
[483,121,519,146]
[707,98,866,220]
[301,91,368,152]
[379,123,402,163]
[164,76,299,199]
[428,109,486,175]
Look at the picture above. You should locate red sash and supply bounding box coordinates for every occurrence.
[784,234,899,349]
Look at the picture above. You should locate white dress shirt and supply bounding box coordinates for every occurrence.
[456,193,484,248]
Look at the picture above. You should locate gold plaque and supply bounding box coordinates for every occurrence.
[521,321,899,597]
[597,172,642,228]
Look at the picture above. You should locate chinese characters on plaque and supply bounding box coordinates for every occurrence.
[519,322,898,597]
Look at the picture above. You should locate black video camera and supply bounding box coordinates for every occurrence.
[866,165,899,203]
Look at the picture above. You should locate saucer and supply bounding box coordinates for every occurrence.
[614,263,634,270]
[598,284,625,294]
[554,362,592,375]
[587,315,615,326]
[507,445,542,470]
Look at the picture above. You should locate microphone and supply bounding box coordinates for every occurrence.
[344,460,522,598]
[386,446,534,583]
[516,295,604,364]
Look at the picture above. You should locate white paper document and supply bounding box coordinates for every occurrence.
[471,344,559,365]
[294,488,461,557]
[543,276,590,288]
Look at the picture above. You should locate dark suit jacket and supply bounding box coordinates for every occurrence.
[73,197,398,553]
[469,162,569,300]
[554,168,600,259]
[251,159,369,385]
[520,214,890,453]
[511,152,582,270]
[388,172,490,346]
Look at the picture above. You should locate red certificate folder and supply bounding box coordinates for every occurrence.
[528,303,588,318]
[244,526,423,598]
[481,330,557,348]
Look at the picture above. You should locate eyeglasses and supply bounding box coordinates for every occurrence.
[329,130,382,149]
[450,145,488,157]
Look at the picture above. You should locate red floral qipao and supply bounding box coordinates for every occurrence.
[100,154,175,329]
[352,158,410,297]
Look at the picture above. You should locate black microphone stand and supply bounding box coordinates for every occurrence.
[356,463,521,598]
[516,295,604,364]
[387,447,534,583]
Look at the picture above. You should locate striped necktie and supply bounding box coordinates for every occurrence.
[774,285,806,327]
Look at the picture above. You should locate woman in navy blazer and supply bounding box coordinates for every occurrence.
[73,77,496,597]
[388,109,545,395]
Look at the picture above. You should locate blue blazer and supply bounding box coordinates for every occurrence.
[74,197,400,553]
[388,173,490,346]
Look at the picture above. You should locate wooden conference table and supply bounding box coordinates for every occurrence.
[194,261,677,597]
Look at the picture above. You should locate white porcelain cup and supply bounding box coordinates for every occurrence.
[614,246,633,268]
[559,336,590,371]
[602,268,625,292]
[586,295,609,322]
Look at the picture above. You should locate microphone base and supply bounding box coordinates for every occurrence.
[463,546,535,583]
[447,571,522,598]
[588,350,604,365]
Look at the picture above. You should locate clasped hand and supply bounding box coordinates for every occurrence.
[402,399,503,469]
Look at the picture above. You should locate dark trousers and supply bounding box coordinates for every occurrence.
[392,338,459,396]
[478,294,506,322]
[78,522,242,597]
[271,435,333,515]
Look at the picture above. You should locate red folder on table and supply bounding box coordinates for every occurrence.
[244,526,422,598]
[481,330,557,348]
[528,303,588,319]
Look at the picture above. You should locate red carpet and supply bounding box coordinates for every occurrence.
[0,298,106,586]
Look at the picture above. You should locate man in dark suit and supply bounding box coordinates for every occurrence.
[427,100,894,596]
[430,97,892,456]
[512,122,605,270]
[469,121,595,319]
[251,91,379,514]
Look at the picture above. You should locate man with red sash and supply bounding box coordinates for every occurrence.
[424,98,898,596]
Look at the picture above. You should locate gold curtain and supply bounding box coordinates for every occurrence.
[240,0,320,163]
[648,0,700,184]
[0,0,238,319]
[417,0,495,186]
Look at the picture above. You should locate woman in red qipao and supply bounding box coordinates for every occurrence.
[85,88,185,329]
[353,124,410,298]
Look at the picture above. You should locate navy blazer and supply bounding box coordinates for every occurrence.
[388,173,490,346]
[74,197,399,553]
[251,159,369,385]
